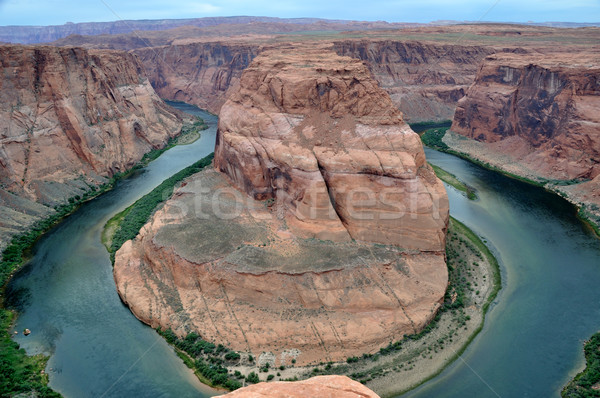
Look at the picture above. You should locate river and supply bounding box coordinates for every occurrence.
[6,105,600,397]
[401,148,600,397]
[6,102,217,398]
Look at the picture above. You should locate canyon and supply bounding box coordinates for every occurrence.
[113,45,449,366]
[0,44,183,250]
[1,16,600,398]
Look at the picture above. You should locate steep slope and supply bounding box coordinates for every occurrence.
[0,44,182,248]
[114,44,449,366]
[133,42,259,113]
[333,40,495,121]
[452,52,600,181]
[215,43,448,250]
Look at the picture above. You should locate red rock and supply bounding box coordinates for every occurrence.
[214,43,448,250]
[0,44,182,248]
[113,44,449,366]
[452,52,600,181]
[215,375,380,398]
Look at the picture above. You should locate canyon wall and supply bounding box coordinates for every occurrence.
[114,45,449,366]
[132,39,494,121]
[333,40,496,121]
[451,53,600,181]
[132,42,259,113]
[0,44,182,248]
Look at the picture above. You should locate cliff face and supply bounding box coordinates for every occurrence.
[133,42,259,114]
[452,53,600,181]
[113,45,449,366]
[333,40,496,122]
[129,39,493,121]
[215,375,380,398]
[0,44,182,247]
[215,44,448,250]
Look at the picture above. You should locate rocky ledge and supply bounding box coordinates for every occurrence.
[215,375,380,397]
[114,44,448,366]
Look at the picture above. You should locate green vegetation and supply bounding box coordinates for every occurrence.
[0,117,207,397]
[106,153,214,261]
[311,217,501,390]
[578,204,600,239]
[420,127,600,236]
[563,333,600,398]
[408,120,452,134]
[420,127,450,150]
[0,310,61,397]
[429,163,477,200]
[156,328,243,390]
[139,117,207,166]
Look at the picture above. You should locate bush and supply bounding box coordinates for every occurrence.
[246,372,260,384]
[420,127,449,150]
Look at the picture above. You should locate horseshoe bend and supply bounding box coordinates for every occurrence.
[113,44,450,366]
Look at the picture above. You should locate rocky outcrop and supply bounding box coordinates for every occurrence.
[215,44,448,250]
[114,169,448,365]
[333,40,496,122]
[215,375,380,398]
[452,52,600,181]
[113,44,448,366]
[133,42,259,114]
[0,44,182,248]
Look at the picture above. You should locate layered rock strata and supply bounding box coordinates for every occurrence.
[114,45,449,365]
[215,44,448,250]
[332,40,495,121]
[133,42,259,113]
[0,44,182,248]
[452,53,600,181]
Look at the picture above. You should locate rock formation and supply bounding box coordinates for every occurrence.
[215,375,380,398]
[114,45,448,366]
[0,44,182,248]
[215,44,448,250]
[452,52,600,181]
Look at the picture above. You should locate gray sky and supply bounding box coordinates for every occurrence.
[0,0,598,26]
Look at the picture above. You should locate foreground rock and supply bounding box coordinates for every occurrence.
[114,45,448,366]
[0,44,182,249]
[215,375,380,398]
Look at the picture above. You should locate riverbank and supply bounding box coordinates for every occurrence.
[421,127,600,238]
[0,117,207,397]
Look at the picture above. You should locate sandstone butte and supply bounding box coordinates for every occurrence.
[114,44,449,366]
[215,375,380,398]
[451,52,600,212]
[0,44,182,249]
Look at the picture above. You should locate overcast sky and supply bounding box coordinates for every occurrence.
[0,0,598,26]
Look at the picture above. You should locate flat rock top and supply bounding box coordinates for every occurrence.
[153,168,414,274]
